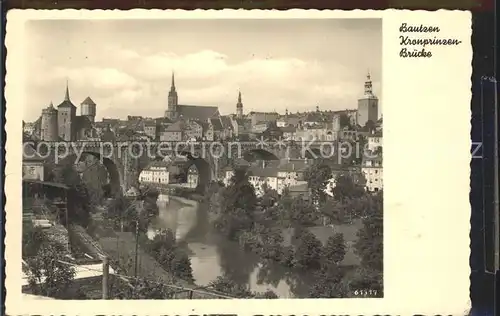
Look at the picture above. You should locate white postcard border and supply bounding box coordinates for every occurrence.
[5,9,471,315]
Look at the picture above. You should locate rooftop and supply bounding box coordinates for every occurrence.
[81,96,96,106]
[178,104,220,121]
[209,118,223,131]
[247,166,278,178]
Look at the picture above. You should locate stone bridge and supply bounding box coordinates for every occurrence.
[26,140,347,195]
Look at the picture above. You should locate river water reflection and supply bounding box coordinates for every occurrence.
[147,194,343,298]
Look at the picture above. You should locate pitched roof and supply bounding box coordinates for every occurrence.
[247,166,278,178]
[304,112,324,122]
[177,105,219,121]
[234,118,252,129]
[249,111,279,115]
[220,116,233,130]
[281,125,296,133]
[164,120,185,132]
[278,159,310,172]
[209,118,223,131]
[146,160,171,169]
[155,117,172,124]
[288,183,309,193]
[81,97,96,106]
[57,99,76,108]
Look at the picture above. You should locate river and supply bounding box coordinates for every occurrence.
[147,194,361,298]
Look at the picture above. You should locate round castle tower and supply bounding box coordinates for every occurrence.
[40,102,58,141]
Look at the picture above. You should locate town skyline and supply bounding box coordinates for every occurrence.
[23,18,381,122]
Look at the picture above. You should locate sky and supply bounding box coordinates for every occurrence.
[23,18,381,122]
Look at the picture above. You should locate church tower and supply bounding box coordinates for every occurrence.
[165,72,179,120]
[356,71,379,127]
[57,80,77,141]
[236,91,243,118]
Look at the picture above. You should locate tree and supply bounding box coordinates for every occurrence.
[169,250,194,282]
[66,185,92,227]
[50,163,81,186]
[260,182,279,209]
[254,289,279,299]
[322,233,346,266]
[209,275,253,298]
[349,266,383,297]
[353,191,383,295]
[281,195,318,228]
[26,241,76,298]
[339,113,352,129]
[304,160,332,206]
[22,221,45,258]
[320,198,346,225]
[146,229,194,283]
[331,172,365,202]
[308,266,348,298]
[364,120,376,131]
[132,278,175,299]
[214,167,257,240]
[292,228,322,270]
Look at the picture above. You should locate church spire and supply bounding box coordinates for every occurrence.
[64,79,70,101]
[236,90,243,119]
[170,72,176,92]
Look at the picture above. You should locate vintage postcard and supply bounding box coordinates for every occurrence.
[5,9,471,315]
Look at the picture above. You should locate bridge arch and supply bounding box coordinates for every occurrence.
[184,158,211,190]
[56,151,123,197]
[174,151,212,189]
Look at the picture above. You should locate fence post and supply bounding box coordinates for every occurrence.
[102,256,109,299]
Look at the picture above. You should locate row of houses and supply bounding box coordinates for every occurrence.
[138,158,199,189]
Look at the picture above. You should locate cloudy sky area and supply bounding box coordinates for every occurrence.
[24,18,381,122]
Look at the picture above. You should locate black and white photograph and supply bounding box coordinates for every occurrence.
[19,16,383,300]
[6,9,472,315]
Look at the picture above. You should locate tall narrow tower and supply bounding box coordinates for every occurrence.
[57,80,77,141]
[236,91,243,118]
[356,71,379,127]
[41,101,59,141]
[165,72,179,120]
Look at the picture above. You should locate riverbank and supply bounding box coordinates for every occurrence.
[169,195,199,207]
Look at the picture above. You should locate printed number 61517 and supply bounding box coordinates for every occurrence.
[353,289,378,296]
